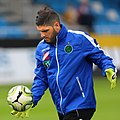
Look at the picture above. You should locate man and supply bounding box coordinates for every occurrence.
[11,6,117,120]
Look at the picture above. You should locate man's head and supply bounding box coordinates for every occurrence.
[36,6,61,44]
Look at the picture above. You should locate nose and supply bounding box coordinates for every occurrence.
[40,32,45,38]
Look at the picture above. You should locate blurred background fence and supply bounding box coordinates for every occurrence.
[0,0,120,84]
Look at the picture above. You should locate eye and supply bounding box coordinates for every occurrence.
[42,30,49,32]
[40,29,49,33]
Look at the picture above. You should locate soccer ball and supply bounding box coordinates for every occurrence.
[7,85,33,111]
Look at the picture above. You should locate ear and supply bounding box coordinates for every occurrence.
[54,22,60,27]
[53,22,60,32]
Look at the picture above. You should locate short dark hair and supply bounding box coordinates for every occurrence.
[36,6,60,26]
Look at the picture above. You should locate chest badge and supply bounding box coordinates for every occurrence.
[64,42,73,54]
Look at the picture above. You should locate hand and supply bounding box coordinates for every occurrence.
[105,68,117,89]
[11,105,32,118]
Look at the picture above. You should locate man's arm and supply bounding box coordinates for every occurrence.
[31,55,49,107]
[11,52,48,118]
[81,34,117,88]
[87,47,116,76]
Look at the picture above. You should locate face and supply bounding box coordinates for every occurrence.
[36,22,61,45]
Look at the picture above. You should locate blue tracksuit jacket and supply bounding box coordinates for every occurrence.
[31,24,116,114]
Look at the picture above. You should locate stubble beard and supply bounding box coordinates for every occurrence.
[49,28,58,45]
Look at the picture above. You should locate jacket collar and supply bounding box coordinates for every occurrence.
[57,24,68,40]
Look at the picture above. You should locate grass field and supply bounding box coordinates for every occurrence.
[0,77,120,120]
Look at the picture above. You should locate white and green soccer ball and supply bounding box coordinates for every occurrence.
[7,85,33,111]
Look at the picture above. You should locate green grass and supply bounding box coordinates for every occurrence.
[0,77,120,120]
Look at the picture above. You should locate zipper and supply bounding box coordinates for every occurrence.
[55,37,64,114]
[76,77,85,98]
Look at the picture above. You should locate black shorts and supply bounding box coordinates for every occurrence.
[58,108,96,120]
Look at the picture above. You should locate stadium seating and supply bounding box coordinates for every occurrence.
[91,0,120,34]
[0,0,120,39]
[0,17,25,39]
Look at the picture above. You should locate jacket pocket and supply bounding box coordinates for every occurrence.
[76,77,85,98]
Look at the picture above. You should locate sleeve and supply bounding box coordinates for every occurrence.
[31,50,48,107]
[81,33,116,76]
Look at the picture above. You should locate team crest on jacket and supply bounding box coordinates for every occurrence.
[64,42,73,54]
[43,51,50,68]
